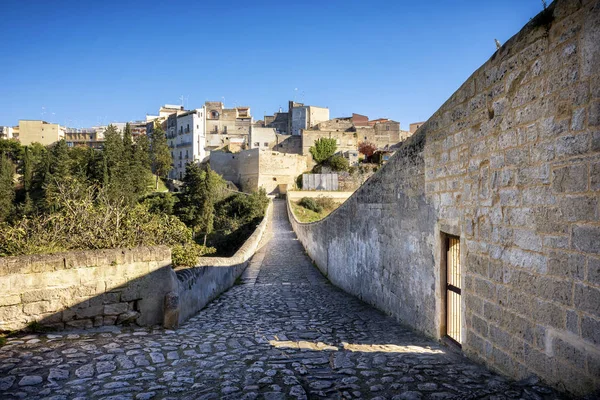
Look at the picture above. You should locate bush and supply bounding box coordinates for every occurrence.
[315,196,336,210]
[296,174,303,189]
[0,179,196,257]
[299,197,322,213]
[141,192,178,215]
[327,154,349,172]
[309,138,337,163]
[171,242,215,267]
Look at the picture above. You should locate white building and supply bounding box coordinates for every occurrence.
[170,107,207,180]
[0,126,15,140]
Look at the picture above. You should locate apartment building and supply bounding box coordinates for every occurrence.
[18,120,65,146]
[169,107,207,180]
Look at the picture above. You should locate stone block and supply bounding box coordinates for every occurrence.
[531,141,555,163]
[489,324,512,350]
[117,311,139,324]
[535,276,573,306]
[555,133,590,158]
[566,310,579,335]
[588,257,600,286]
[65,319,93,329]
[547,250,585,280]
[589,101,600,127]
[570,108,586,131]
[574,283,600,317]
[591,162,600,190]
[104,303,129,316]
[0,304,23,322]
[581,315,600,345]
[103,292,121,304]
[552,164,588,192]
[535,299,566,330]
[573,225,600,254]
[74,305,104,319]
[514,229,543,252]
[542,235,570,250]
[505,148,529,166]
[0,295,21,307]
[472,314,489,336]
[103,315,117,325]
[559,195,597,222]
[23,300,61,316]
[553,337,586,371]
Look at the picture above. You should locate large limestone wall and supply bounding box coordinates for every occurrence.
[289,0,600,395]
[0,247,176,331]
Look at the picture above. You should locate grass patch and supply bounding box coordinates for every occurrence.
[291,197,341,223]
[148,173,168,192]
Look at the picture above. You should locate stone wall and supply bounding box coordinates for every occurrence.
[288,0,600,395]
[0,247,176,332]
[258,151,307,194]
[172,201,272,325]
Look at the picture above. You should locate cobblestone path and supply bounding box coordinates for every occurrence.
[0,200,564,399]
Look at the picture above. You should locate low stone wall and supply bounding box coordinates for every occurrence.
[171,201,272,326]
[0,247,176,331]
[288,190,354,202]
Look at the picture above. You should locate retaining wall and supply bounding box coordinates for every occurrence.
[0,247,176,331]
[171,201,272,325]
[288,0,600,395]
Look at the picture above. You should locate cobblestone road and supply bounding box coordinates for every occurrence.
[0,200,565,399]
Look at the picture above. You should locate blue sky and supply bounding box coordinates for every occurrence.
[0,0,544,129]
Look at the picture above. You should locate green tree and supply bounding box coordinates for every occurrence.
[177,163,225,244]
[0,154,15,222]
[309,138,337,163]
[0,139,24,164]
[44,140,72,211]
[327,154,349,172]
[122,123,134,161]
[149,124,172,189]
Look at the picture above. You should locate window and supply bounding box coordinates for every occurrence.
[223,126,228,133]
[264,142,269,147]
[254,142,260,147]
[386,125,390,131]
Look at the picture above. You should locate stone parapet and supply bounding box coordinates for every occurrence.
[287,0,600,395]
[0,246,176,332]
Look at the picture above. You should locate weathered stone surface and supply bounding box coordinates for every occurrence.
[0,201,564,399]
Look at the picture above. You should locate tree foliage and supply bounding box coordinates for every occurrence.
[0,154,15,222]
[0,179,213,261]
[149,124,172,187]
[309,138,337,163]
[176,163,225,243]
[327,154,349,172]
[358,141,377,159]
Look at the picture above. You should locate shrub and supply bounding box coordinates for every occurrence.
[141,192,178,215]
[171,242,215,267]
[296,174,303,189]
[358,141,377,159]
[299,197,322,213]
[0,179,196,257]
[315,196,336,211]
[327,154,349,172]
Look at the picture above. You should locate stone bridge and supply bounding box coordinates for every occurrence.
[0,201,563,399]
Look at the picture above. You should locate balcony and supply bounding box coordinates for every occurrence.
[176,142,193,148]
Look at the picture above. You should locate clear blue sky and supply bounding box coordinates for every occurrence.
[0,0,544,129]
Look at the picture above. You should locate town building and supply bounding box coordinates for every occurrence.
[0,126,16,140]
[204,101,252,152]
[169,108,207,180]
[300,114,411,165]
[64,128,103,148]
[18,120,65,146]
[288,101,329,136]
[409,121,425,133]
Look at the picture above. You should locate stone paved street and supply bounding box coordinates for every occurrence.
[0,200,565,399]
